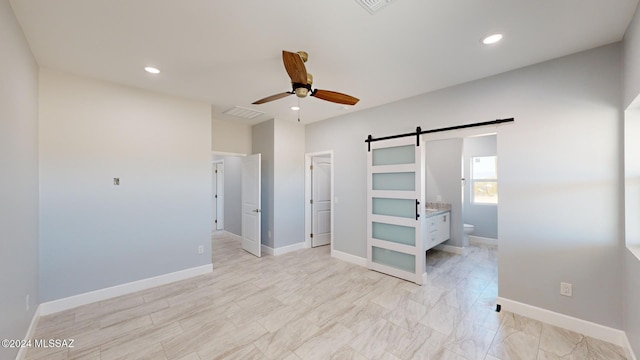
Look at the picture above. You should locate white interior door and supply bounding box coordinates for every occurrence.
[241,154,261,257]
[212,163,224,231]
[311,157,332,247]
[367,136,426,285]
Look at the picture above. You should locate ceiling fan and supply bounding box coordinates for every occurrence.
[252,50,359,106]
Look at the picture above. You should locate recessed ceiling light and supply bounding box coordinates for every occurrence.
[144,66,160,74]
[291,106,300,111]
[482,33,503,45]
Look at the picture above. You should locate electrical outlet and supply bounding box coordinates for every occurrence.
[198,245,204,255]
[26,294,29,311]
[560,282,572,297]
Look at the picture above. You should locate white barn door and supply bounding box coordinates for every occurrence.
[367,136,426,284]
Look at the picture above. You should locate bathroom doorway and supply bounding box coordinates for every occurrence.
[462,134,498,246]
[424,129,499,251]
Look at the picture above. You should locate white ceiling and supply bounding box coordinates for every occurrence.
[9,0,639,124]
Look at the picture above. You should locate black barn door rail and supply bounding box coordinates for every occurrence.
[365,118,514,151]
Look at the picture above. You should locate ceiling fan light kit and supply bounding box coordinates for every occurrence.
[294,87,309,98]
[252,50,359,107]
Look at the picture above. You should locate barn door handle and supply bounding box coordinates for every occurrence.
[415,200,420,220]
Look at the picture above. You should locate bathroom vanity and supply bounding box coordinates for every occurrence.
[424,209,451,250]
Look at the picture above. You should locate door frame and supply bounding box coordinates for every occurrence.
[304,150,334,252]
[423,128,499,251]
[212,160,225,231]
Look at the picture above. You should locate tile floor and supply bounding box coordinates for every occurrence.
[25,232,627,360]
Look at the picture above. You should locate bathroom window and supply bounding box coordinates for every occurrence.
[471,156,498,204]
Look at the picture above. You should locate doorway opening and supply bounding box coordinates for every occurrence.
[462,134,498,247]
[424,129,499,251]
[211,152,263,258]
[305,151,334,250]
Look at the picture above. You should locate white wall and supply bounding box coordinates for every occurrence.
[463,135,498,239]
[0,1,39,358]
[212,118,252,154]
[274,119,305,248]
[252,118,305,249]
[307,43,623,329]
[39,68,212,302]
[623,4,640,355]
[425,139,463,247]
[625,4,640,109]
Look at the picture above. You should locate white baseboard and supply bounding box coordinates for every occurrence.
[331,249,367,267]
[496,297,628,348]
[261,244,274,255]
[273,242,305,255]
[469,235,498,246]
[434,244,468,255]
[39,264,213,316]
[15,305,41,360]
[261,242,305,256]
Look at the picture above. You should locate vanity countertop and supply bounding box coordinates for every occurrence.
[425,209,450,218]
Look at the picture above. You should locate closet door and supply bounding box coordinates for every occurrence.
[367,136,425,284]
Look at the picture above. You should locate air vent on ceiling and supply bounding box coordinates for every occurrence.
[222,106,265,119]
[355,0,395,14]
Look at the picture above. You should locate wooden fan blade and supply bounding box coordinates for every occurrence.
[282,51,308,85]
[252,92,292,104]
[311,89,359,105]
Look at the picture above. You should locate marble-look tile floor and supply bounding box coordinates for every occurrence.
[25,232,627,360]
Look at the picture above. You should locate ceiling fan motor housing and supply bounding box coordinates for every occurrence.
[292,82,312,98]
[295,87,309,98]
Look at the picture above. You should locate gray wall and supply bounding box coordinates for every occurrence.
[305,117,370,257]
[252,119,275,248]
[463,135,498,239]
[212,155,243,236]
[307,43,623,329]
[252,119,305,249]
[425,139,464,247]
[39,69,212,302]
[212,118,252,154]
[0,1,39,359]
[625,4,640,109]
[623,3,640,356]
[273,119,305,248]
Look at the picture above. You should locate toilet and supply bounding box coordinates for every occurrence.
[463,224,475,244]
